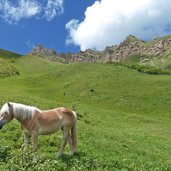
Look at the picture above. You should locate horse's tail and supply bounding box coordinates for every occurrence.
[71,111,77,153]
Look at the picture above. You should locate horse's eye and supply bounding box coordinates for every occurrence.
[5,112,8,115]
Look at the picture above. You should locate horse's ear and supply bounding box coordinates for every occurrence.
[7,102,11,108]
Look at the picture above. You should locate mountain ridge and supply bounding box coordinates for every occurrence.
[27,34,171,69]
[1,34,171,69]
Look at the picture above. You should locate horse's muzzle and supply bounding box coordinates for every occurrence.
[0,119,6,129]
[0,122,4,129]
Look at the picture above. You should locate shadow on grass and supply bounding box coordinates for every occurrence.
[59,151,84,161]
[57,151,98,170]
[0,146,10,162]
[58,152,127,170]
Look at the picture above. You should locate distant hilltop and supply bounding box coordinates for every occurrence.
[28,44,57,56]
[28,34,171,68]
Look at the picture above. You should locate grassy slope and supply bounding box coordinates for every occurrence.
[0,55,171,170]
[0,49,21,78]
[0,49,21,59]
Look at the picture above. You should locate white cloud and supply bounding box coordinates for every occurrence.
[44,0,64,21]
[0,0,64,24]
[66,0,171,51]
[65,19,79,45]
[0,0,41,23]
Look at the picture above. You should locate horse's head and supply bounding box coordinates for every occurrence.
[0,102,14,129]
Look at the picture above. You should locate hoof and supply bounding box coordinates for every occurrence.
[56,153,62,159]
[33,155,38,162]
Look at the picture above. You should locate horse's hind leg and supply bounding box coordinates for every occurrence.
[56,127,69,158]
[67,134,74,156]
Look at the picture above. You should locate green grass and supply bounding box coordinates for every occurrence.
[0,49,21,58]
[0,58,20,78]
[124,55,141,63]
[0,49,21,78]
[145,54,171,70]
[0,55,171,170]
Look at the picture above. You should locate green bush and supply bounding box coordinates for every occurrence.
[108,62,171,75]
[0,63,20,78]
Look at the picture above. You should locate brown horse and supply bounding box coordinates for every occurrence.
[0,102,77,160]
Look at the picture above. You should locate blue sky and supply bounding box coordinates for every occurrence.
[0,0,95,54]
[0,0,171,55]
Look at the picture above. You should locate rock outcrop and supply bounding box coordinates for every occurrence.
[28,34,171,64]
[29,44,57,56]
[103,35,145,62]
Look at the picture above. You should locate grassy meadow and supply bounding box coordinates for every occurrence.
[0,54,171,170]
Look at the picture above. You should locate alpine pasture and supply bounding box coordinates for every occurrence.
[0,52,171,171]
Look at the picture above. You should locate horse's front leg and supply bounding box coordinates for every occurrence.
[23,131,31,150]
[32,132,38,161]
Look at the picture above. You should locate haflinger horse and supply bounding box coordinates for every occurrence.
[0,102,77,160]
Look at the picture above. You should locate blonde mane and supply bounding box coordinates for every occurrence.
[11,102,39,120]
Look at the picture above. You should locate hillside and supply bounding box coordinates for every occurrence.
[28,34,171,70]
[0,54,170,170]
[0,49,21,58]
[0,49,21,78]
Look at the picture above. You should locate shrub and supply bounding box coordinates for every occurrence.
[0,64,20,78]
[108,62,171,75]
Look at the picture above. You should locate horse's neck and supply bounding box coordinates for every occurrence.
[12,103,36,120]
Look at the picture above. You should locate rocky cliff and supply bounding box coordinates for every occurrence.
[28,35,171,65]
[28,44,57,56]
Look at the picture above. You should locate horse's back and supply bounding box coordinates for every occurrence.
[37,107,76,127]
